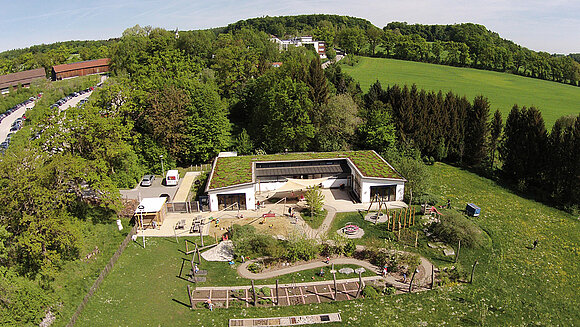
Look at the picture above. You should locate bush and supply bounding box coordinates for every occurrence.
[383,286,396,295]
[231,224,285,259]
[362,285,380,299]
[261,287,271,297]
[430,211,490,248]
[284,237,319,262]
[247,263,262,273]
[400,252,421,271]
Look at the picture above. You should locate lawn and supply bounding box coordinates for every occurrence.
[301,209,327,229]
[341,57,580,127]
[75,163,580,326]
[51,219,129,327]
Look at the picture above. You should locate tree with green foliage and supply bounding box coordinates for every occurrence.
[337,27,367,54]
[315,94,361,151]
[463,95,490,166]
[489,110,503,169]
[304,185,324,215]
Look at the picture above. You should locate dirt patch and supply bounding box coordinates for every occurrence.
[208,215,294,238]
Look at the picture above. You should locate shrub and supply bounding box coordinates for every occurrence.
[362,285,380,299]
[231,224,285,258]
[400,252,421,271]
[284,237,319,262]
[261,287,271,297]
[383,286,396,295]
[430,211,490,248]
[247,263,262,273]
[343,239,356,256]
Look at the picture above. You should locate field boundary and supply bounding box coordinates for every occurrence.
[66,224,138,327]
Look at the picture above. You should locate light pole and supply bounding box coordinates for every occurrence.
[160,155,164,177]
[137,205,146,248]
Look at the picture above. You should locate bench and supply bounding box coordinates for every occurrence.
[262,213,276,218]
[175,219,186,230]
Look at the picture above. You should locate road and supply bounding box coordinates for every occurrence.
[322,54,345,69]
[0,100,35,143]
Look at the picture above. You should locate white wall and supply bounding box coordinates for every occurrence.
[322,178,348,188]
[359,179,405,203]
[208,184,255,211]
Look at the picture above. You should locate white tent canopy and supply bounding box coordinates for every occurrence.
[273,177,330,193]
[135,197,167,214]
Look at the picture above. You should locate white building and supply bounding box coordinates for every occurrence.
[205,150,406,212]
[270,36,327,59]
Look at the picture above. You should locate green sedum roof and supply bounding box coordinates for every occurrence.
[208,150,404,190]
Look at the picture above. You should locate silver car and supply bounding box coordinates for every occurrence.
[140,175,155,187]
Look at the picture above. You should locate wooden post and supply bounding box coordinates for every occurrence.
[185,239,189,254]
[215,233,217,243]
[187,285,194,309]
[196,244,202,264]
[408,269,418,293]
[276,279,279,305]
[251,280,257,306]
[200,228,204,247]
[415,231,418,247]
[455,240,461,263]
[191,257,197,282]
[470,260,478,284]
[392,212,396,232]
[412,207,416,225]
[333,272,337,300]
[398,222,401,241]
[355,271,363,298]
[431,264,435,289]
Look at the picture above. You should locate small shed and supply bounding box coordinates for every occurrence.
[466,203,481,217]
[135,197,167,228]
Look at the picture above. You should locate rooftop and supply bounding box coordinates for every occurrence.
[207,150,405,190]
[52,58,110,73]
[0,68,45,89]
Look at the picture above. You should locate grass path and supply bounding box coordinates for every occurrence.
[342,57,580,127]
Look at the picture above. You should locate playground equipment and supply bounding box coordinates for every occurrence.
[366,194,389,224]
[342,224,360,235]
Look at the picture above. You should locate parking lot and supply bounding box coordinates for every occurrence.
[120,175,183,201]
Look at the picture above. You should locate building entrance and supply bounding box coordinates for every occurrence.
[217,193,247,210]
[370,185,397,202]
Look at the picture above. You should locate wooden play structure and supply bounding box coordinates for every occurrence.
[366,194,417,232]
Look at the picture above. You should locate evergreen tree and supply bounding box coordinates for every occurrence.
[489,110,503,169]
[306,56,329,108]
[463,95,490,166]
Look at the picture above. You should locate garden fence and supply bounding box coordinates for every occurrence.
[66,224,138,327]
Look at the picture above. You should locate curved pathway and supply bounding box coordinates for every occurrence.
[238,257,379,280]
[237,253,435,290]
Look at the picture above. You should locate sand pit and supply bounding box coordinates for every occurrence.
[201,240,234,262]
[207,215,295,238]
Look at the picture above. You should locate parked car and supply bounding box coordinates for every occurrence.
[140,175,155,187]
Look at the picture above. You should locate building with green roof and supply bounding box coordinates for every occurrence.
[205,150,406,211]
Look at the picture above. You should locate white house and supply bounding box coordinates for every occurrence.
[270,36,327,59]
[205,150,406,212]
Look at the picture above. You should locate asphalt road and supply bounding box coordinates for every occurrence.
[0,100,35,143]
[120,176,183,201]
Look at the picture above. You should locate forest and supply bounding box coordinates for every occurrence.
[0,15,579,325]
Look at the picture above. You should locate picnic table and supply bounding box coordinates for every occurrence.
[175,219,186,230]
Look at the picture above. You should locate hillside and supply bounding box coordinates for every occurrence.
[341,57,580,127]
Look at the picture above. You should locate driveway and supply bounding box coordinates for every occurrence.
[0,100,35,142]
[120,176,182,201]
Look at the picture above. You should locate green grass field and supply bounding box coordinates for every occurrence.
[72,163,580,326]
[341,57,580,127]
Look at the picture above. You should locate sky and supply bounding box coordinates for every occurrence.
[1,0,579,54]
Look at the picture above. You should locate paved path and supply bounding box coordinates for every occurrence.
[237,257,380,280]
[237,253,434,289]
[0,100,35,142]
[322,54,345,69]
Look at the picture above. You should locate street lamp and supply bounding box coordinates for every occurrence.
[137,204,146,248]
[160,155,164,177]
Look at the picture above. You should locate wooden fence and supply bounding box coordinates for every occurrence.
[66,224,138,327]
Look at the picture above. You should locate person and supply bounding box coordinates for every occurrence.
[447,199,451,209]
[319,268,325,277]
[194,264,199,274]
[288,207,292,215]
[403,272,407,283]
[206,298,213,311]
[256,200,260,208]
[325,256,330,264]
[383,265,388,277]
[533,239,538,249]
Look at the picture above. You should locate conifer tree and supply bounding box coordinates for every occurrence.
[489,110,503,169]
[463,95,490,166]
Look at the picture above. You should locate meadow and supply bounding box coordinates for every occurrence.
[71,163,580,326]
[341,57,580,127]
